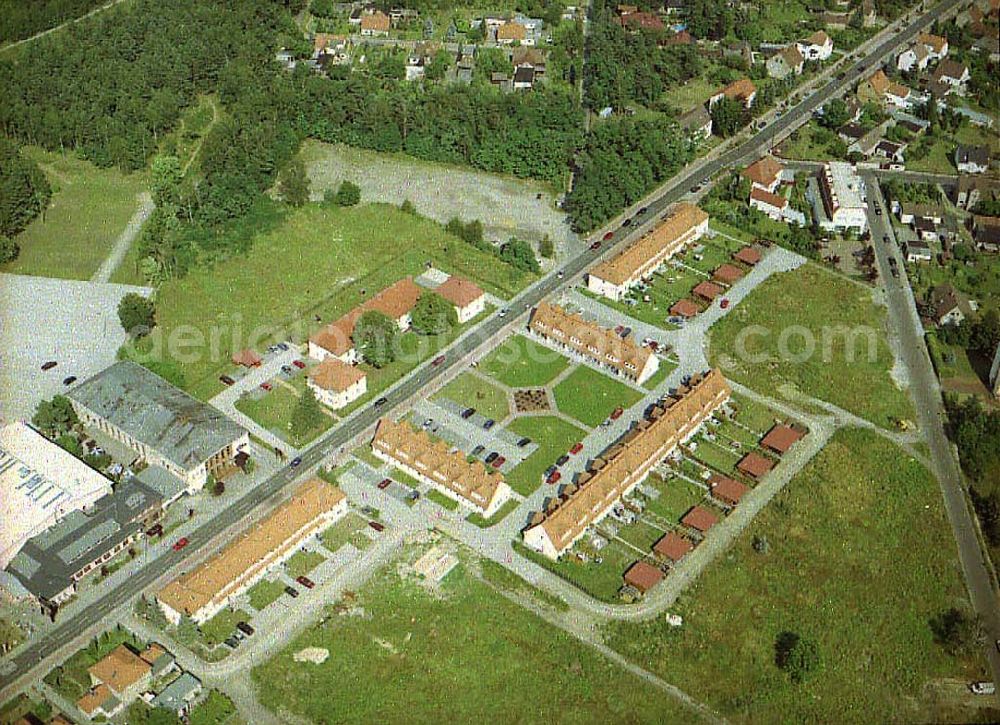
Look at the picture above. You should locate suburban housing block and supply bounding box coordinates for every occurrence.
[528,301,659,385]
[156,478,347,624]
[307,357,368,410]
[523,370,731,559]
[67,361,249,492]
[371,418,512,517]
[587,203,709,301]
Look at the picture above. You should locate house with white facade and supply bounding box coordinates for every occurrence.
[818,161,868,233]
[307,358,367,410]
[797,30,833,61]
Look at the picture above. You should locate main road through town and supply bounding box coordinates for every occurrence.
[0,0,971,696]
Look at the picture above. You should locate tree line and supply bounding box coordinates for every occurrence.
[0,0,105,43]
[0,138,51,262]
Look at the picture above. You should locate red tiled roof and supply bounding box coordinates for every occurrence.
[760,424,804,454]
[682,505,718,532]
[692,281,724,301]
[653,532,694,561]
[435,276,484,308]
[750,186,788,210]
[737,451,775,478]
[231,349,261,367]
[709,474,747,506]
[713,263,744,284]
[622,11,665,31]
[670,299,700,318]
[742,156,783,188]
[734,247,761,266]
[309,277,422,356]
[623,561,664,592]
[721,78,756,101]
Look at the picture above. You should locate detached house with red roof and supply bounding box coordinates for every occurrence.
[434,275,485,323]
[918,32,949,61]
[742,155,785,194]
[797,30,833,61]
[708,78,756,109]
[307,358,367,410]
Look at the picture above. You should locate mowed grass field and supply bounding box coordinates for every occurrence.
[552,365,644,427]
[130,202,534,400]
[479,334,570,388]
[251,561,695,724]
[433,372,511,421]
[708,263,914,427]
[604,429,982,723]
[2,147,148,279]
[505,415,587,496]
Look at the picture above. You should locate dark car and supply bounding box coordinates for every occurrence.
[517,437,531,448]
[432,355,446,367]
[378,478,391,490]
[556,454,570,466]
[690,185,699,193]
[637,207,648,216]
[224,636,241,649]
[284,585,299,598]
[296,576,315,589]
[236,621,255,636]
[41,361,58,371]
[220,375,235,386]
[290,456,302,468]
[883,234,891,243]
[483,419,495,430]
[484,451,499,464]
[146,524,163,538]
[281,365,293,374]
[471,444,485,456]
[621,218,632,228]
[62,376,77,385]
[620,326,632,338]
[874,207,882,216]
[591,240,603,250]
[461,407,476,419]
[374,397,388,408]
[369,521,385,532]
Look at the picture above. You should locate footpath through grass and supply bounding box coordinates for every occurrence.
[3,147,148,280]
[708,263,914,427]
[604,429,983,723]
[252,559,694,723]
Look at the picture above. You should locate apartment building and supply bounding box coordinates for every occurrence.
[818,161,868,233]
[156,478,347,624]
[307,358,367,410]
[587,203,709,301]
[371,418,512,517]
[528,302,659,385]
[523,370,731,559]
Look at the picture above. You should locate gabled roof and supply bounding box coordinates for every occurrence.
[760,424,804,453]
[653,532,694,561]
[713,263,744,284]
[496,21,526,40]
[719,78,756,101]
[742,155,784,188]
[864,69,890,95]
[779,44,804,67]
[934,59,969,81]
[670,299,700,318]
[309,277,423,356]
[708,474,747,505]
[681,505,718,532]
[308,358,366,392]
[435,276,484,308]
[956,145,990,166]
[89,645,151,695]
[623,561,664,592]
[361,11,390,31]
[737,451,774,478]
[803,30,832,46]
[918,32,948,53]
[734,247,761,266]
[692,280,724,301]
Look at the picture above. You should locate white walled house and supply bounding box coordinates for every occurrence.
[307,359,367,410]
[797,30,833,61]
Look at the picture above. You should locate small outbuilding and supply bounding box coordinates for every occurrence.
[760,424,804,455]
[708,474,748,507]
[681,505,719,533]
[734,247,762,266]
[737,451,775,479]
[231,349,262,368]
[713,264,745,285]
[653,532,694,562]
[670,299,700,318]
[623,561,664,593]
[692,281,724,302]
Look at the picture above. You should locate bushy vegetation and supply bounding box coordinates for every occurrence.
[0,139,51,246]
[0,0,105,43]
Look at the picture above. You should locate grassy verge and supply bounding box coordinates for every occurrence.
[479,334,570,388]
[248,579,286,611]
[286,550,326,578]
[235,387,334,448]
[3,147,148,280]
[708,263,914,427]
[479,559,570,612]
[552,365,643,427]
[433,372,511,421]
[200,609,249,647]
[504,416,588,497]
[466,498,520,528]
[425,489,460,511]
[251,559,693,722]
[321,513,372,553]
[604,429,985,723]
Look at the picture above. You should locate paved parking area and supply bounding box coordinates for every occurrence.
[411,398,537,471]
[0,274,153,424]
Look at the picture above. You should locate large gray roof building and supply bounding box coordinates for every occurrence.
[67,362,248,491]
[6,476,161,607]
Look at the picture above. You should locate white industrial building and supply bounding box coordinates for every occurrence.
[818,162,869,233]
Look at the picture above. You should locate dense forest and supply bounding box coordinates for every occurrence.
[0,0,105,43]
[0,139,51,242]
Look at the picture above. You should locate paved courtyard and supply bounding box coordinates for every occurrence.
[0,273,153,423]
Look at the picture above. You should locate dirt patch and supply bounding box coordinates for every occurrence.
[293,647,330,664]
[514,388,550,412]
[299,140,578,257]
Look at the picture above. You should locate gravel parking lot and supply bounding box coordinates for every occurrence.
[300,141,579,256]
[0,273,153,423]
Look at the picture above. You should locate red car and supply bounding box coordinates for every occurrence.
[547,470,561,484]
[720,298,730,309]
[377,478,391,490]
[432,355,446,366]
[172,537,189,551]
[569,442,584,455]
[292,360,306,369]
[260,381,273,391]
[491,456,506,469]
[369,521,385,532]
[610,406,624,420]
[296,575,315,589]
[603,231,614,241]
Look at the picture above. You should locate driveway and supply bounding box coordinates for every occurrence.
[0,273,153,423]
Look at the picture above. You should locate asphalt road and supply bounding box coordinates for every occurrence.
[865,175,1000,688]
[0,0,968,696]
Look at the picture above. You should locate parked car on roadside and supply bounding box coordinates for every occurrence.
[219,375,235,386]
[292,359,306,369]
[172,537,189,551]
[284,585,299,598]
[491,456,505,469]
[296,576,315,589]
[41,361,58,371]
[484,451,499,464]
[378,478,391,490]
[236,621,255,636]
[369,521,385,532]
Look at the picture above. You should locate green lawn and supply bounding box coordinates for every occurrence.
[252,559,694,723]
[124,202,532,400]
[578,263,699,332]
[708,263,915,427]
[286,550,326,579]
[466,498,520,528]
[644,473,707,523]
[389,467,421,489]
[425,488,460,510]
[2,147,149,280]
[234,387,334,448]
[552,365,644,427]
[200,609,249,647]
[604,429,984,724]
[479,334,570,388]
[248,579,286,611]
[504,416,588,496]
[434,372,510,421]
[321,513,372,553]
[641,358,675,389]
[514,539,637,603]
[188,690,238,725]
